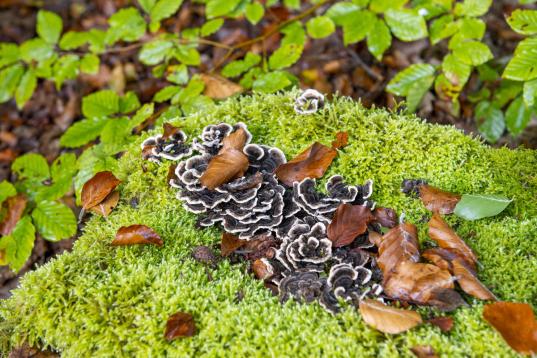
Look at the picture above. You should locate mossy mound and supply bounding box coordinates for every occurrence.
[1,91,536,357]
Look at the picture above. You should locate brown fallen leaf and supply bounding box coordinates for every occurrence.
[200,73,243,99]
[220,127,249,152]
[162,122,181,139]
[427,316,454,332]
[81,171,121,210]
[112,225,163,246]
[359,298,422,334]
[275,142,337,187]
[452,258,496,300]
[0,194,27,236]
[191,246,216,265]
[372,207,398,228]
[331,131,348,149]
[483,302,537,355]
[376,223,420,275]
[164,312,197,341]
[221,232,245,257]
[252,258,273,280]
[422,248,457,271]
[200,149,249,190]
[8,343,59,358]
[167,164,177,183]
[88,191,120,217]
[327,204,374,247]
[419,184,461,214]
[410,345,439,358]
[428,213,477,267]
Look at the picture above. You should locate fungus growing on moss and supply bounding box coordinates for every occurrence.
[141,126,192,163]
[294,89,325,114]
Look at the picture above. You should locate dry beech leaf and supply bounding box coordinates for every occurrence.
[428,213,477,267]
[221,232,245,257]
[164,312,197,341]
[220,127,249,152]
[327,204,374,247]
[427,316,454,332]
[167,164,177,184]
[359,299,422,334]
[275,142,337,186]
[162,122,180,140]
[252,258,273,280]
[200,149,249,190]
[88,191,119,217]
[331,131,349,149]
[419,184,461,214]
[376,223,420,275]
[483,302,537,355]
[410,345,439,358]
[452,258,496,300]
[372,207,398,228]
[368,231,383,247]
[200,73,243,99]
[81,171,121,210]
[0,194,27,236]
[112,225,163,247]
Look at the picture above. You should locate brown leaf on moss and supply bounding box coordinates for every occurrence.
[88,191,119,217]
[331,131,348,149]
[423,248,456,271]
[81,171,121,210]
[376,223,420,276]
[0,194,27,236]
[221,232,245,257]
[428,213,477,267]
[112,225,163,247]
[419,184,461,214]
[410,345,439,358]
[162,122,180,140]
[220,127,249,152]
[252,258,273,280]
[483,302,537,355]
[327,204,374,247]
[200,149,249,190]
[200,74,243,99]
[167,164,177,183]
[372,207,398,228]
[192,245,216,265]
[275,142,337,186]
[427,316,454,332]
[452,258,496,300]
[164,312,197,341]
[9,343,59,358]
[359,298,422,334]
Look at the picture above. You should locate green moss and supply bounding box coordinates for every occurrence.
[1,91,536,357]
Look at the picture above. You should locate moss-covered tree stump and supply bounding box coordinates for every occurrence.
[1,92,536,357]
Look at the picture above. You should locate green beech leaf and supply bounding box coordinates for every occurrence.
[454,0,491,17]
[60,117,109,148]
[405,75,434,113]
[454,194,512,220]
[139,39,174,66]
[386,64,435,96]
[221,53,261,78]
[475,101,505,143]
[12,153,50,181]
[0,43,20,68]
[492,81,522,108]
[0,63,24,103]
[36,153,76,202]
[201,19,224,36]
[268,44,303,70]
[367,18,391,60]
[0,216,35,272]
[452,41,492,66]
[326,2,361,26]
[507,9,537,35]
[80,54,100,74]
[429,15,457,44]
[173,46,201,65]
[283,0,300,9]
[306,16,336,39]
[154,86,181,102]
[369,0,407,13]
[100,118,133,153]
[19,38,54,63]
[37,10,63,44]
[505,96,532,136]
[131,103,155,127]
[458,18,486,40]
[206,0,242,18]
[32,201,77,242]
[119,91,141,113]
[281,21,306,46]
[138,0,156,12]
[245,2,264,25]
[503,38,537,81]
[252,71,293,93]
[59,31,89,50]
[149,0,184,31]
[523,78,537,107]
[342,10,375,45]
[442,54,471,88]
[166,64,189,84]
[52,54,80,89]
[106,7,146,45]
[385,9,427,41]
[15,69,36,109]
[82,90,119,118]
[0,180,16,205]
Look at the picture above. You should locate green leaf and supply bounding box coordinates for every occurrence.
[12,153,50,181]
[119,91,141,113]
[245,2,264,25]
[149,0,184,31]
[386,64,435,96]
[454,194,512,220]
[252,71,293,93]
[74,145,119,203]
[0,216,35,272]
[206,0,242,18]
[507,9,537,35]
[268,44,303,70]
[139,39,174,66]
[452,41,492,66]
[173,76,205,105]
[429,14,457,44]
[475,101,505,143]
[82,90,120,117]
[458,18,485,40]
[19,38,54,63]
[281,21,306,46]
[503,38,537,81]
[59,31,89,50]
[326,2,361,26]
[52,54,80,90]
[454,0,491,17]
[283,0,300,9]
[0,63,24,103]
[0,43,20,68]
[80,54,100,74]
[201,19,224,36]
[138,0,156,12]
[493,80,522,108]
[239,67,262,89]
[173,46,201,66]
[442,54,471,88]
[106,7,146,45]
[15,69,36,109]
[181,94,214,115]
[60,117,109,148]
[369,0,407,13]
[405,75,434,112]
[100,117,133,153]
[342,10,375,45]
[221,53,261,78]
[385,9,428,42]
[166,64,189,84]
[36,153,77,201]
[51,153,77,182]
[36,10,63,44]
[367,18,391,60]
[0,180,16,205]
[523,78,537,107]
[131,103,155,127]
[306,16,336,39]
[505,96,532,136]
[154,85,181,102]
[32,201,76,242]
[87,29,107,53]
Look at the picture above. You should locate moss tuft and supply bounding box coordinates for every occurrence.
[1,91,536,357]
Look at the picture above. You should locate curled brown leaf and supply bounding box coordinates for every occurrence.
[452,258,496,300]
[162,122,181,140]
[252,258,273,280]
[81,171,121,210]
[376,223,420,276]
[410,345,439,358]
[372,207,398,228]
[164,312,197,341]
[428,213,477,267]
[200,149,249,190]
[327,204,374,248]
[419,184,461,214]
[220,127,249,152]
[200,73,243,99]
[275,142,337,187]
[88,191,119,217]
[427,316,454,332]
[221,232,245,257]
[0,194,27,236]
[483,302,537,355]
[331,131,349,149]
[112,225,163,247]
[359,298,422,334]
